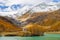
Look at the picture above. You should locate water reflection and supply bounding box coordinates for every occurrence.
[0,34,60,40]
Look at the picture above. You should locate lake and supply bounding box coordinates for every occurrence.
[0,34,60,40]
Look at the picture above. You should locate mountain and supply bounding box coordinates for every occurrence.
[0,2,60,36]
[0,16,22,32]
[13,2,60,33]
[16,2,60,22]
[15,5,31,17]
[18,9,60,25]
[0,2,60,17]
[16,2,60,17]
[17,9,60,35]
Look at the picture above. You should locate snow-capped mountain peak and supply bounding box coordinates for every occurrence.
[15,2,60,18]
[0,2,60,19]
[16,5,31,16]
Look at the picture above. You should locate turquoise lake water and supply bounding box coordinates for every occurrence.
[0,34,60,40]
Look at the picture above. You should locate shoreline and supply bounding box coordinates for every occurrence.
[45,32,60,34]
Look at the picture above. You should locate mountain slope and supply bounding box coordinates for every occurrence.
[17,9,60,27]
[0,16,22,32]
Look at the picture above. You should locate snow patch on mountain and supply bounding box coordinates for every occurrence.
[15,2,60,17]
[0,2,60,19]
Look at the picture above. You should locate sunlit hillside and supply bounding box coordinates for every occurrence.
[18,10,60,26]
[50,21,60,31]
[0,16,22,32]
[17,9,60,32]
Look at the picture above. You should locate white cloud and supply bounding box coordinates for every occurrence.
[1,0,53,5]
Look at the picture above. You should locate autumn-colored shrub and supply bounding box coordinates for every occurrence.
[23,23,48,36]
[50,21,60,31]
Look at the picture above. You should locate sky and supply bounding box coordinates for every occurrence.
[0,0,60,5]
[53,0,60,2]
